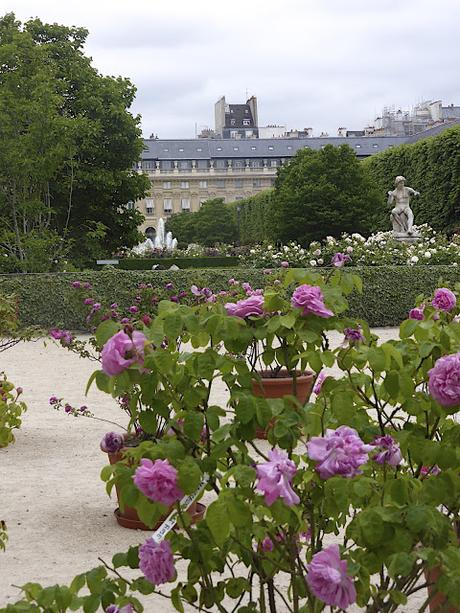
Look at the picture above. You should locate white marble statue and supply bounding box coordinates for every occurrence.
[388,176,420,239]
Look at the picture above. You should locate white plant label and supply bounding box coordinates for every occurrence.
[151,473,209,544]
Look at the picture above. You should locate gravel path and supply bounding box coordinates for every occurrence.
[0,330,427,611]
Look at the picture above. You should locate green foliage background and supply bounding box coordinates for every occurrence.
[118,256,240,269]
[362,126,460,232]
[1,266,459,329]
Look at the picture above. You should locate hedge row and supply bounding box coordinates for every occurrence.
[118,257,240,270]
[1,266,459,330]
[229,191,275,244]
[362,126,460,232]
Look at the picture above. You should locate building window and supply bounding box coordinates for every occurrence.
[216,179,225,188]
[251,160,261,168]
[179,161,189,169]
[199,180,208,188]
[215,159,226,169]
[287,146,292,150]
[181,198,190,210]
[163,181,171,189]
[230,131,239,138]
[373,143,379,148]
[253,179,262,188]
[179,148,184,152]
[163,199,173,213]
[251,146,257,151]
[270,178,276,186]
[161,161,172,170]
[145,199,154,215]
[234,178,244,188]
[268,146,274,151]
[233,146,239,151]
[245,130,253,137]
[142,160,155,170]
[270,160,278,167]
[163,148,169,152]
[355,144,361,149]
[234,160,244,168]
[145,227,156,239]
[180,181,189,188]
[243,119,251,126]
[230,118,236,126]
[126,200,134,210]
[244,109,249,114]
[235,195,243,200]
[216,147,223,151]
[196,147,203,152]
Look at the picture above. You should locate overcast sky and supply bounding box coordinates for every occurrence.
[6,0,460,138]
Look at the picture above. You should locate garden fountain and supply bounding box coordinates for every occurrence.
[132,217,178,255]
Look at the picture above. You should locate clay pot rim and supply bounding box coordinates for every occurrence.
[254,369,314,382]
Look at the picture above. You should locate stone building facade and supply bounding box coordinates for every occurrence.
[135,122,460,238]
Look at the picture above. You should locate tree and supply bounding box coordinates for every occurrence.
[166,199,238,246]
[272,145,381,245]
[0,13,148,271]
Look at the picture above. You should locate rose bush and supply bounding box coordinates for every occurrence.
[0,375,26,448]
[13,274,460,612]
[241,224,460,269]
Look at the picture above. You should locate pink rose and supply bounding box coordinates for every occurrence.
[432,288,456,312]
[139,539,176,586]
[291,285,334,318]
[133,458,183,506]
[101,330,146,376]
[428,352,460,407]
[256,449,300,507]
[306,544,356,609]
[225,295,264,318]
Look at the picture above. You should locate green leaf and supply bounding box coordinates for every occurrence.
[70,574,86,593]
[183,412,204,441]
[95,320,120,347]
[235,396,256,424]
[177,457,202,494]
[112,552,128,568]
[227,497,252,528]
[400,319,418,339]
[171,586,185,612]
[384,371,399,399]
[387,552,414,578]
[206,501,230,546]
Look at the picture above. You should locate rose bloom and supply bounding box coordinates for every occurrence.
[306,544,356,609]
[101,330,147,376]
[291,285,333,318]
[432,288,456,312]
[373,435,402,467]
[344,327,364,343]
[100,431,124,454]
[420,465,441,477]
[133,458,183,506]
[280,260,289,268]
[428,353,460,407]
[261,536,274,552]
[225,295,264,318]
[307,426,374,479]
[331,252,351,268]
[409,306,424,320]
[139,539,176,586]
[256,448,300,507]
[313,371,327,395]
[71,280,81,289]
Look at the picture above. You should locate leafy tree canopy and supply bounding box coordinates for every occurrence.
[166,199,238,247]
[271,145,381,245]
[0,13,148,271]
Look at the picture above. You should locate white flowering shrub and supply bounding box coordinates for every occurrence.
[241,225,460,268]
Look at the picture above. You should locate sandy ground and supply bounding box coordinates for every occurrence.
[0,330,427,611]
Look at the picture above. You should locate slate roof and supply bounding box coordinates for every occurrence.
[224,104,255,128]
[142,136,406,160]
[141,121,460,161]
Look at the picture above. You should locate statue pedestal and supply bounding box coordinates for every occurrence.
[393,232,420,244]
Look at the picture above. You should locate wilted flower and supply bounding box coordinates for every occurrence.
[306,544,356,609]
[428,352,460,407]
[100,432,124,454]
[409,306,424,320]
[313,371,327,395]
[331,252,351,268]
[373,435,402,466]
[139,539,176,586]
[165,282,174,290]
[344,327,364,343]
[307,426,374,479]
[133,458,183,506]
[256,449,300,507]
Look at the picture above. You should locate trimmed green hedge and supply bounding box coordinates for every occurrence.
[1,266,459,330]
[362,126,460,232]
[118,257,240,270]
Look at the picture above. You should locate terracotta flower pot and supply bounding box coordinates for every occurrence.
[106,448,205,530]
[251,370,314,439]
[425,565,459,613]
